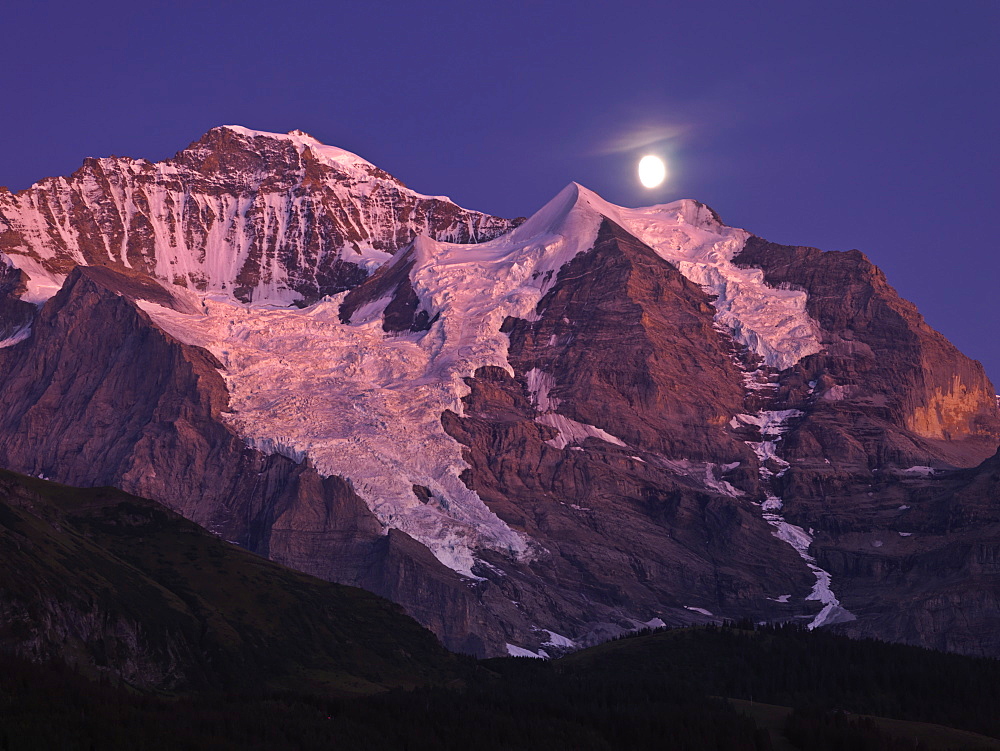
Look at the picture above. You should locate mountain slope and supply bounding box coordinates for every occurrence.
[0,469,461,693]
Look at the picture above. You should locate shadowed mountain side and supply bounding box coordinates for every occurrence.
[813,448,1000,656]
[0,469,463,693]
[0,262,34,342]
[442,365,817,648]
[729,237,1000,655]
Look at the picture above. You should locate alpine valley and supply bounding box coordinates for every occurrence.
[1,126,998,662]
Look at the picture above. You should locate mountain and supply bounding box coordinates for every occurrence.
[0,126,519,305]
[0,468,463,693]
[0,127,997,658]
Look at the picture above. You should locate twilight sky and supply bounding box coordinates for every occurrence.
[4,0,998,381]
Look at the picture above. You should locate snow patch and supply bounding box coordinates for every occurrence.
[657,457,746,497]
[6,256,65,305]
[536,412,627,449]
[344,294,393,325]
[525,364,626,449]
[732,409,802,479]
[0,325,31,349]
[820,384,857,401]
[738,372,854,630]
[242,436,307,464]
[684,606,714,616]
[540,630,577,648]
[506,644,548,659]
[222,125,380,174]
[704,463,744,497]
[525,367,560,411]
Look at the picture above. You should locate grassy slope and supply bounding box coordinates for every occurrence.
[730,699,1000,751]
[558,624,1000,740]
[0,469,465,694]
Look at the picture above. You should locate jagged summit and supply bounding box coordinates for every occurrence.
[357,180,821,371]
[216,125,384,175]
[0,127,520,306]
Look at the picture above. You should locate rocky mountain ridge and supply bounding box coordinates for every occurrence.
[0,128,997,658]
[0,125,519,305]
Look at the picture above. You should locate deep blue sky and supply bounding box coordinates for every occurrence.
[4,1,998,382]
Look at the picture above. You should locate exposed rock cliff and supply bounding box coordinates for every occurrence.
[733,237,1000,470]
[812,451,1000,656]
[0,126,519,305]
[729,237,1000,654]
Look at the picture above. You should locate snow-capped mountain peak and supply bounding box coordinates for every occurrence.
[220,125,374,168]
[3,129,1000,658]
[393,181,823,371]
[0,126,520,308]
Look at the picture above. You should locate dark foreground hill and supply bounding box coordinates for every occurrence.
[2,623,1000,750]
[1,470,999,750]
[0,469,463,693]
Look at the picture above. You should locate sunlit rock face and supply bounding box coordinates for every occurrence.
[0,132,998,658]
[0,126,519,305]
[731,237,1000,473]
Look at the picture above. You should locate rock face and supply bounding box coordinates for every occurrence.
[0,133,997,659]
[727,237,1000,653]
[803,451,1000,657]
[503,220,752,463]
[733,237,999,469]
[0,258,33,343]
[0,126,519,305]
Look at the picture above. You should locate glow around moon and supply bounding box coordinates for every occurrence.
[638,155,667,188]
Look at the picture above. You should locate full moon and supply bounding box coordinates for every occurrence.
[637,155,666,188]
